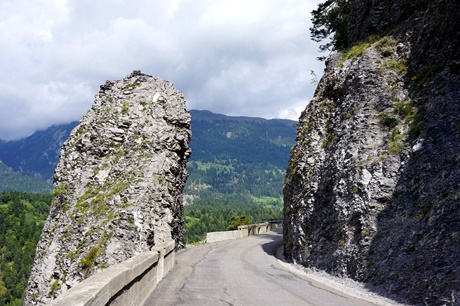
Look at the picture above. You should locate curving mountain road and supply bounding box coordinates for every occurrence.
[143,229,390,306]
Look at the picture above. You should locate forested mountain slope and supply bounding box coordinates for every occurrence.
[185,109,295,201]
[0,122,78,181]
[0,161,52,193]
[189,110,295,168]
[0,192,51,305]
[0,110,295,242]
[184,110,295,241]
[0,110,296,201]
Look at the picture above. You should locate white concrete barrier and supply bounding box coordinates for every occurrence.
[49,222,273,305]
[206,230,243,243]
[48,239,175,306]
[206,223,272,243]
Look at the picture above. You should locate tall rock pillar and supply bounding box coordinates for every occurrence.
[25,71,191,305]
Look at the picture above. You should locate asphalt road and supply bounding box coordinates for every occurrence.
[143,229,380,306]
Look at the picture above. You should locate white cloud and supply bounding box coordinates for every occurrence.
[0,0,324,140]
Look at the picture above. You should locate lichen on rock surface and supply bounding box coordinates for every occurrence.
[24,70,191,305]
[284,1,459,304]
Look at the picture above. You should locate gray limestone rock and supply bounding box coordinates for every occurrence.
[284,1,459,304]
[24,71,191,305]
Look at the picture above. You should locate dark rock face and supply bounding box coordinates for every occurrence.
[284,1,459,304]
[25,71,191,305]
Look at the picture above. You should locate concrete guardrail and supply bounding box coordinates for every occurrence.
[206,222,272,243]
[48,239,175,306]
[49,223,272,305]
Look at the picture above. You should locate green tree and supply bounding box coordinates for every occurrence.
[0,276,7,298]
[310,0,351,54]
[227,215,251,230]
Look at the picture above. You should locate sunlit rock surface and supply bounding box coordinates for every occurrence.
[25,71,191,305]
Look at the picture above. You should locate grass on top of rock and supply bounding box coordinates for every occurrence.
[78,246,101,270]
[340,41,371,63]
[374,36,397,57]
[385,59,408,75]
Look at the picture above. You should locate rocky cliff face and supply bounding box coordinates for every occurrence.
[25,71,191,305]
[284,1,459,305]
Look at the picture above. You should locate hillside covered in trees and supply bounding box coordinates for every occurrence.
[183,110,294,241]
[0,192,51,305]
[0,162,52,194]
[0,110,295,243]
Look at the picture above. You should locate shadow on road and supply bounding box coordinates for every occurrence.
[260,227,284,258]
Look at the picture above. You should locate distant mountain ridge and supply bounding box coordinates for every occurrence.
[189,109,296,169]
[0,122,79,181]
[0,161,52,193]
[185,110,296,206]
[0,110,297,197]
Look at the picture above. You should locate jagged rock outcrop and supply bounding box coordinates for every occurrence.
[24,71,191,305]
[284,1,459,305]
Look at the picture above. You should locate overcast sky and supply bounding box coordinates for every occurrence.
[0,0,325,141]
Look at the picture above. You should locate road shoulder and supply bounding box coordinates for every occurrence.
[274,245,410,306]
